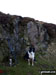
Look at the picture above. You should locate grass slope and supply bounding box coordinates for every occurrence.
[0,53,56,75]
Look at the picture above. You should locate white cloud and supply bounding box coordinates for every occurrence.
[0,0,56,24]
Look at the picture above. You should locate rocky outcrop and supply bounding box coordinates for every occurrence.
[27,21,39,51]
[0,12,56,59]
[43,23,56,38]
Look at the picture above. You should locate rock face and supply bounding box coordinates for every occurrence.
[27,21,39,51]
[0,12,56,59]
[43,23,56,38]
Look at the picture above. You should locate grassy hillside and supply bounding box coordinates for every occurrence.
[0,52,56,75]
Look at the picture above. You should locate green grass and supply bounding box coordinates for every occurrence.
[0,53,56,75]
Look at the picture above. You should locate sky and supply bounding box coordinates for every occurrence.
[0,0,56,24]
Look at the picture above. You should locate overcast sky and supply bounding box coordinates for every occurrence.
[0,0,56,24]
